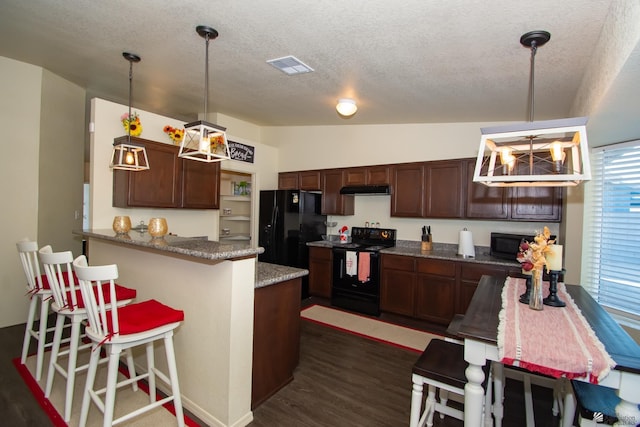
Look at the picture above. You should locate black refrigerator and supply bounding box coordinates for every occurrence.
[258,190,326,298]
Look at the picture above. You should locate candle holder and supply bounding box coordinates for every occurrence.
[519,273,532,304]
[543,269,566,307]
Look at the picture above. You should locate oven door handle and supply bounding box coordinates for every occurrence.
[339,257,344,279]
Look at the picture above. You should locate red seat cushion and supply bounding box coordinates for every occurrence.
[66,283,137,309]
[38,271,79,290]
[107,300,184,336]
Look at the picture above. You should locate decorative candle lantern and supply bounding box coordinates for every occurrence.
[148,218,168,238]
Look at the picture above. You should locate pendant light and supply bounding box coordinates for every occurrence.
[178,25,231,163]
[110,52,150,171]
[473,31,591,187]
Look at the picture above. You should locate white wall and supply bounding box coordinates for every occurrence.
[0,58,85,327]
[89,98,278,241]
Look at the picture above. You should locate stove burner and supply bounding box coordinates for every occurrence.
[338,243,361,249]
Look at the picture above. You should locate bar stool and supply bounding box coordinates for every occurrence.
[409,338,492,427]
[73,255,185,427]
[16,239,54,381]
[39,246,138,422]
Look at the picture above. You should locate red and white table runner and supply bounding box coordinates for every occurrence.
[498,276,616,383]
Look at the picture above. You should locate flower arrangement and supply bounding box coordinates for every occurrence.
[517,226,556,273]
[121,112,142,137]
[210,135,226,153]
[163,125,184,144]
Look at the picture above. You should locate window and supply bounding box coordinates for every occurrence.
[583,140,640,324]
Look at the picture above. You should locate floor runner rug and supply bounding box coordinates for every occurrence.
[13,350,198,426]
[300,304,440,353]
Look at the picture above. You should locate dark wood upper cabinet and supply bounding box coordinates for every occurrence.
[113,137,181,208]
[424,160,465,218]
[181,160,221,209]
[321,169,354,215]
[391,163,425,217]
[344,167,367,186]
[465,158,509,219]
[367,165,390,185]
[113,137,220,209]
[278,172,299,190]
[510,156,563,221]
[299,170,322,190]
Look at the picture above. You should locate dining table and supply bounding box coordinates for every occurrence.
[458,275,640,427]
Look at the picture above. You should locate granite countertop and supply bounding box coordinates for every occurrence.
[308,239,519,268]
[77,229,264,261]
[255,262,309,289]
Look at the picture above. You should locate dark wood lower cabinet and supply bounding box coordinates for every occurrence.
[380,255,416,317]
[252,278,301,409]
[308,247,332,298]
[415,259,457,324]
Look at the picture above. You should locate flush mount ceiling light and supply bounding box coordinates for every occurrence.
[336,98,358,117]
[110,52,150,171]
[473,31,591,187]
[178,25,231,163]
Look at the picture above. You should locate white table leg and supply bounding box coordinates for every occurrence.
[464,363,486,426]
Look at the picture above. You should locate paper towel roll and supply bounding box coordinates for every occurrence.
[458,229,475,258]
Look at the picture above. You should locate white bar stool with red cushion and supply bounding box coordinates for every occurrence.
[39,245,138,422]
[73,255,185,427]
[16,239,55,381]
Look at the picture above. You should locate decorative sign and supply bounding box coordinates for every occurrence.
[228,140,255,163]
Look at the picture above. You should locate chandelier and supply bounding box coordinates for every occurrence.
[473,31,591,187]
[178,25,231,163]
[110,52,150,171]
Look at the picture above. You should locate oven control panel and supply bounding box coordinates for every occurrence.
[351,227,396,246]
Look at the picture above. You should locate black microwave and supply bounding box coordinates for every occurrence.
[490,232,556,261]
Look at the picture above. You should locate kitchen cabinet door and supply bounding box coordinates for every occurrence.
[456,262,509,314]
[380,254,416,316]
[464,158,509,219]
[509,154,563,221]
[299,171,322,190]
[113,137,182,208]
[366,165,390,185]
[181,159,221,209]
[424,160,465,218]
[278,172,299,190]
[321,169,355,215]
[391,163,426,217]
[415,258,456,324]
[344,167,367,186]
[308,247,332,298]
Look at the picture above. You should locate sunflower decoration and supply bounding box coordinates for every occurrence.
[121,112,142,137]
[210,134,226,154]
[163,125,184,144]
[517,226,555,273]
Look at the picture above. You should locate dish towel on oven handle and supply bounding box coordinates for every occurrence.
[358,252,370,283]
[346,251,357,276]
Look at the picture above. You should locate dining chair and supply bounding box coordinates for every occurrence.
[39,245,138,422]
[16,239,55,381]
[73,255,185,427]
[409,338,492,427]
[570,380,638,426]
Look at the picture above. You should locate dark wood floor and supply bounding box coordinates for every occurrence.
[1,301,563,427]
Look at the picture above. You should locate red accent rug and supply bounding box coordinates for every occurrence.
[13,352,199,426]
[300,304,440,353]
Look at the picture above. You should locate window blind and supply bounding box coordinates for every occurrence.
[584,140,640,321]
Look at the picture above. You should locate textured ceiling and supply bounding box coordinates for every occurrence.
[0,0,635,138]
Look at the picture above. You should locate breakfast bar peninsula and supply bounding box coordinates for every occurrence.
[77,229,263,427]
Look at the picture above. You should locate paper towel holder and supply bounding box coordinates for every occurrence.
[458,227,475,258]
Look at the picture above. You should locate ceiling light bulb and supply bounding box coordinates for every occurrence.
[336,98,357,117]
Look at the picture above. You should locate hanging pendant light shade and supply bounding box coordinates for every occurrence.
[110,52,150,171]
[179,25,231,163]
[473,31,591,187]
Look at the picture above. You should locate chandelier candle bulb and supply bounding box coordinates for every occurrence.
[546,244,563,271]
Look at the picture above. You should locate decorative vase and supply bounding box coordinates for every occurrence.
[148,217,168,238]
[529,268,544,311]
[112,216,131,234]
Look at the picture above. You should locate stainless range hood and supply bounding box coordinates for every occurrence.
[339,185,391,195]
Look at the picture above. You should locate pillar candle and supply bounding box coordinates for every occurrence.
[546,244,563,271]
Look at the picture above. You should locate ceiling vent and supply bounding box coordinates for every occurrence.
[267,55,314,75]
